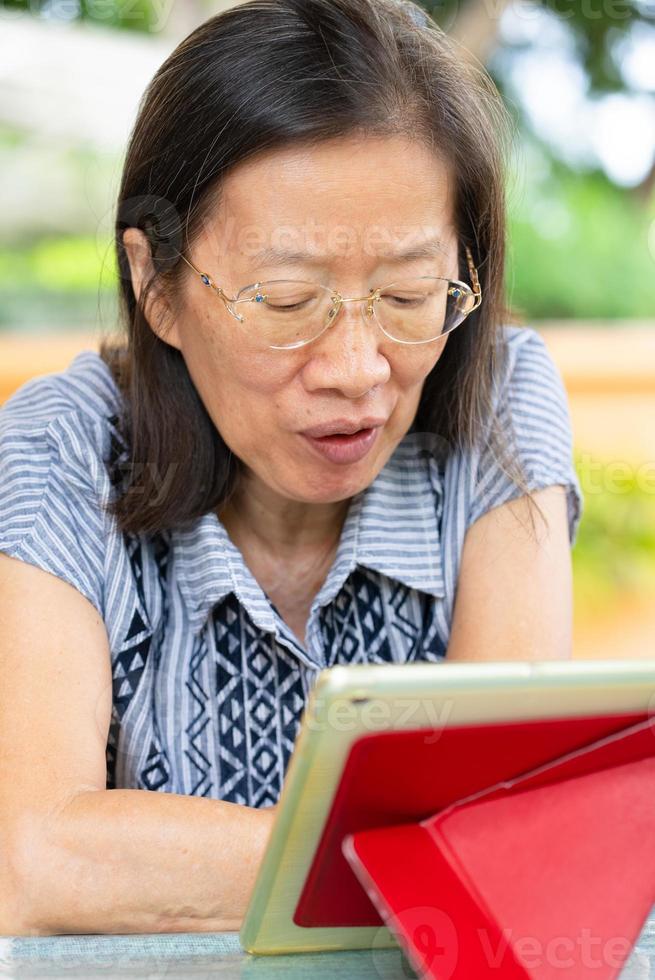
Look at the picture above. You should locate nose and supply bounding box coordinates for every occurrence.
[301,295,391,399]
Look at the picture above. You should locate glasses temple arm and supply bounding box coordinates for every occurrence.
[464,244,482,310]
[173,248,239,307]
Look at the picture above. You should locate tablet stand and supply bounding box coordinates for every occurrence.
[341,717,655,980]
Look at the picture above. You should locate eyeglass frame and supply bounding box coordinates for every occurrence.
[172,243,482,349]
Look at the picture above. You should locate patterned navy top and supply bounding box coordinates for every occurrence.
[0,325,582,807]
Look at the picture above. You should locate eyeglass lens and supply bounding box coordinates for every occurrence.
[233,278,476,348]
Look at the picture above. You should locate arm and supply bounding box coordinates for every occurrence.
[0,552,276,937]
[446,485,573,662]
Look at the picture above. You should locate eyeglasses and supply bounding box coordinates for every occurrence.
[174,244,482,350]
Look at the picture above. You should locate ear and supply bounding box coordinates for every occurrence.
[122,227,182,351]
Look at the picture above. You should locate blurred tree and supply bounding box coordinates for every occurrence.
[426,0,655,194]
[7,0,652,190]
[428,0,650,89]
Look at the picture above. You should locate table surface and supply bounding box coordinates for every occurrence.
[1,910,654,979]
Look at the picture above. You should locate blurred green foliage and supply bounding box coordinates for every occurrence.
[572,451,655,613]
[4,0,159,32]
[426,0,651,93]
[507,161,655,320]
[0,236,116,290]
[0,237,118,331]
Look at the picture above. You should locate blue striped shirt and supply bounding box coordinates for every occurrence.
[0,325,583,806]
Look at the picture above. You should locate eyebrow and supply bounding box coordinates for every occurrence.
[249,238,449,268]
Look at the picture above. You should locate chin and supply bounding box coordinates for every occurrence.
[302,462,382,501]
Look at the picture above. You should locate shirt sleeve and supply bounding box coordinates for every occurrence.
[0,404,107,618]
[467,327,584,546]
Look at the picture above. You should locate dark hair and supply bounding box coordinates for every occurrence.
[100,0,535,536]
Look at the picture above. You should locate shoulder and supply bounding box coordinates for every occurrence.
[458,324,583,545]
[494,324,568,405]
[1,348,124,475]
[1,347,121,434]
[0,349,125,616]
[491,324,575,461]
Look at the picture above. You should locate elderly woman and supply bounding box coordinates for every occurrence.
[0,0,581,937]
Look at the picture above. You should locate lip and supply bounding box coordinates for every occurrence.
[300,416,387,438]
[301,426,381,465]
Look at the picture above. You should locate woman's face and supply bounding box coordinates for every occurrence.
[162,135,458,505]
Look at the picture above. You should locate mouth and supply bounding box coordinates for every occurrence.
[300,426,381,464]
[300,417,387,439]
[312,427,372,441]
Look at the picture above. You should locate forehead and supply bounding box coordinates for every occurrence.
[199,135,456,270]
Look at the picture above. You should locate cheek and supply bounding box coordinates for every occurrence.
[196,321,292,395]
[391,335,448,387]
[184,329,300,448]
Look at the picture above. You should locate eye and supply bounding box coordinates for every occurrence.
[379,289,427,307]
[388,295,423,306]
[268,300,308,311]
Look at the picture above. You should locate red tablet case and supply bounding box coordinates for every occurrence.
[293,711,655,979]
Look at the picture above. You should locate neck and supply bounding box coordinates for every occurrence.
[218,477,351,560]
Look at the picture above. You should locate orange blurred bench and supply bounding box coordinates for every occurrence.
[0,332,101,405]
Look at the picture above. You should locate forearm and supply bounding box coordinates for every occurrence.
[15,789,276,936]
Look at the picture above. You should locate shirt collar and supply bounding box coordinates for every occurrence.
[172,512,277,636]
[355,430,446,597]
[172,430,446,634]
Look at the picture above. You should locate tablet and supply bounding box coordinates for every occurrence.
[239,658,655,956]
